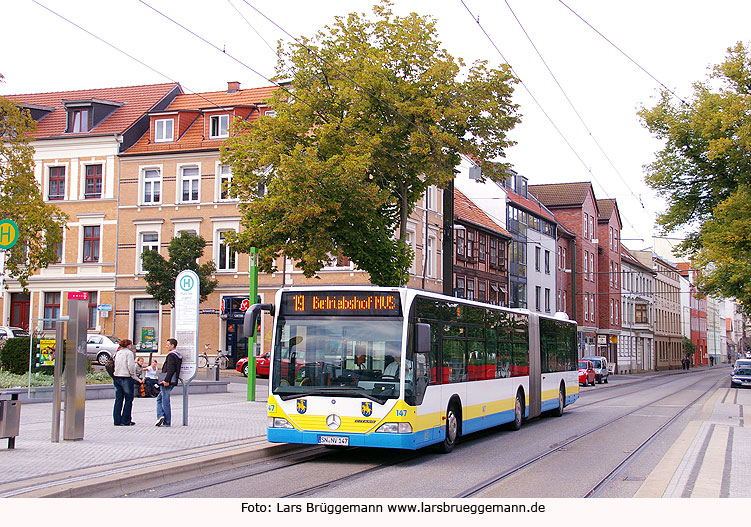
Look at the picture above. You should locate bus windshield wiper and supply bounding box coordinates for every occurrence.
[278,388,388,405]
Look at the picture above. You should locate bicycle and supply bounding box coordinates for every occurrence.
[198,345,231,369]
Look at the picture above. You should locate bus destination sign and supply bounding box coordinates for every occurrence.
[281,291,401,317]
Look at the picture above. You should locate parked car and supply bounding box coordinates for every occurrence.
[578,360,596,386]
[236,352,270,377]
[86,334,120,365]
[582,356,609,384]
[730,360,751,388]
[0,326,30,340]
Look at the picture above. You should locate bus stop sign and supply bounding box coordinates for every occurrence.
[0,219,19,250]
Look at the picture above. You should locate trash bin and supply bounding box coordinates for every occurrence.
[0,399,21,448]
[206,366,219,381]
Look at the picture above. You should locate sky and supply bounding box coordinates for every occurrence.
[3,0,750,251]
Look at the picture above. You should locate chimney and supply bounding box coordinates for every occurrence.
[227,81,241,93]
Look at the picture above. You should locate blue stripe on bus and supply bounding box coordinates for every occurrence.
[269,392,580,449]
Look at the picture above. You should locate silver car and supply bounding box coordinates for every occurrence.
[86,335,120,365]
[582,356,609,384]
[731,360,751,388]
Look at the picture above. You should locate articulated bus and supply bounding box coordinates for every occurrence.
[247,287,579,453]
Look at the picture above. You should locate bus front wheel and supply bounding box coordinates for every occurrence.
[437,404,460,454]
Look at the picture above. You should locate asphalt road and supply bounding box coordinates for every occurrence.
[127,368,730,499]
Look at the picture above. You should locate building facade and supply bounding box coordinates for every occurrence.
[2,83,181,337]
[619,248,655,373]
[595,199,622,365]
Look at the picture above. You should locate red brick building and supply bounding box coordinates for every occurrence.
[596,199,622,364]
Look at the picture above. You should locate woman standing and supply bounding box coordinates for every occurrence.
[112,339,142,426]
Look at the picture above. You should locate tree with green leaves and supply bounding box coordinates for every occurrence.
[639,42,751,312]
[222,1,520,286]
[0,96,67,289]
[141,232,218,307]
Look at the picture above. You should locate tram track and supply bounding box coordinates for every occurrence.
[455,370,724,498]
[140,369,723,499]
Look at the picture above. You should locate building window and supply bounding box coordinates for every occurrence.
[155,119,174,142]
[425,185,438,211]
[180,166,200,202]
[590,294,595,321]
[584,250,589,279]
[544,288,551,313]
[544,250,550,274]
[635,304,648,324]
[478,235,486,263]
[217,230,237,271]
[489,238,497,268]
[590,217,595,240]
[456,228,465,258]
[48,166,66,200]
[590,253,595,281]
[584,293,589,321]
[583,213,588,238]
[133,298,159,351]
[85,164,103,199]
[466,279,475,301]
[54,226,64,263]
[218,165,233,200]
[535,246,541,272]
[140,232,159,273]
[478,280,486,302]
[43,292,60,330]
[88,292,98,330]
[142,168,161,204]
[83,226,100,263]
[455,277,465,298]
[69,109,89,133]
[535,286,541,311]
[466,231,475,260]
[427,235,436,278]
[210,114,230,139]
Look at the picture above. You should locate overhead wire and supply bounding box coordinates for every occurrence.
[557,0,688,106]
[503,0,655,224]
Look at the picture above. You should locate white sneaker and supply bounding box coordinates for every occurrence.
[156,417,165,427]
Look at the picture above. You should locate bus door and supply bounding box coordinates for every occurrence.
[528,314,542,419]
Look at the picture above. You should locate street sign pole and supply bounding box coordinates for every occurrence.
[248,247,258,402]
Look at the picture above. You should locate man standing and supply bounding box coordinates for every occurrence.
[156,338,181,427]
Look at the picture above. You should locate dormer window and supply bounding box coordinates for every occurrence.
[155,118,174,142]
[70,109,89,132]
[209,114,229,139]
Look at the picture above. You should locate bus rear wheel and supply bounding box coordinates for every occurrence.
[508,391,524,431]
[437,404,459,453]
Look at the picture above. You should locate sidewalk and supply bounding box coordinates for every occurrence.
[0,378,273,497]
[0,365,731,497]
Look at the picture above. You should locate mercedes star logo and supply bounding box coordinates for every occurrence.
[326,414,341,430]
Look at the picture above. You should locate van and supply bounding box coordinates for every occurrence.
[582,356,609,384]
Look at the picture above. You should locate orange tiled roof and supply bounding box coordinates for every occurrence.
[5,83,181,138]
[455,189,511,237]
[124,85,278,155]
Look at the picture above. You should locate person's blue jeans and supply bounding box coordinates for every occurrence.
[113,377,134,425]
[156,384,173,426]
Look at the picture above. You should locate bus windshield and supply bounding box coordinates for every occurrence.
[271,316,404,403]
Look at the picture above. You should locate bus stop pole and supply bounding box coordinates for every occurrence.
[248,247,258,402]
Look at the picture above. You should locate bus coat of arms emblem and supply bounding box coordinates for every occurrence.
[361,401,372,417]
[297,399,307,414]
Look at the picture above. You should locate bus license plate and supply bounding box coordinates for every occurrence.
[318,435,349,446]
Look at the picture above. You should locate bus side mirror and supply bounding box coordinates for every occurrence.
[415,323,431,354]
[242,303,275,338]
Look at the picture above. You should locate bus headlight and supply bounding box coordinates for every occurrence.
[375,422,413,434]
[269,417,294,429]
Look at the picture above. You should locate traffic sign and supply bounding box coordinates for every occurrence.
[240,298,250,311]
[0,219,19,250]
[96,304,113,311]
